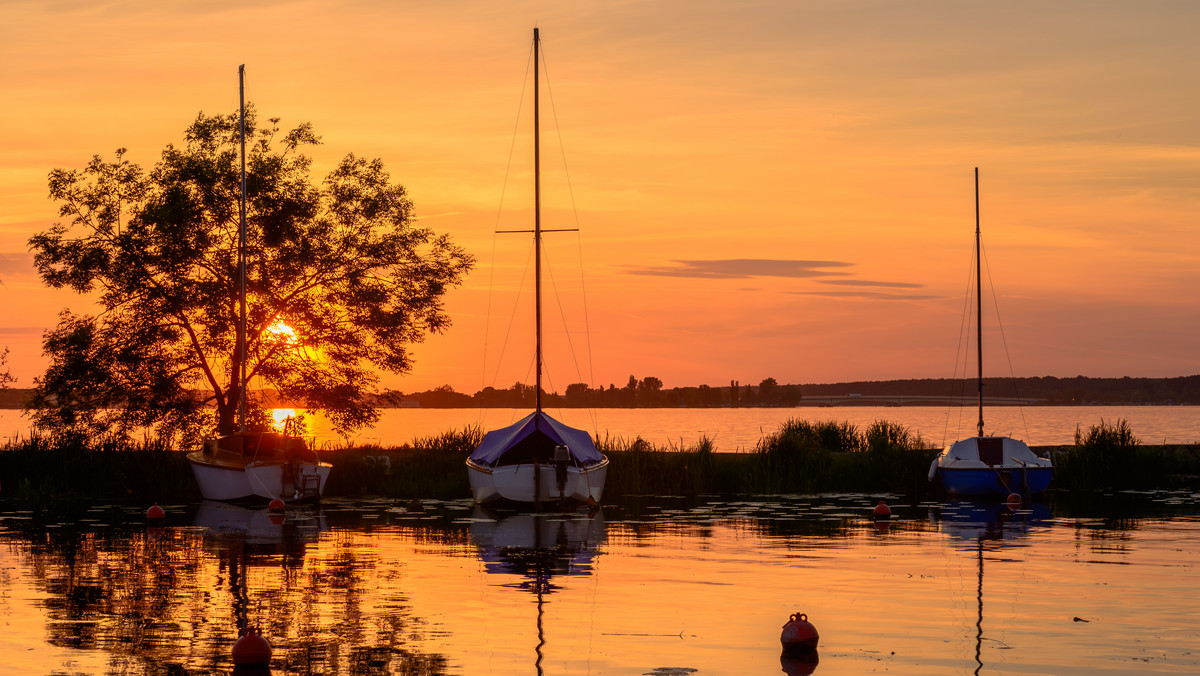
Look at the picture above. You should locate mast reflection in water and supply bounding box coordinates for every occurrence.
[468,507,605,675]
[930,500,1051,675]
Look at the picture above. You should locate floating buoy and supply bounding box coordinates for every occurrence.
[586,496,597,508]
[232,627,272,666]
[146,503,165,520]
[780,612,819,652]
[1006,493,1023,511]
[873,500,891,520]
[407,498,424,513]
[268,498,286,512]
[874,520,891,534]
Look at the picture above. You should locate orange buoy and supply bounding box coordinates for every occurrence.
[268,498,286,512]
[1006,493,1023,511]
[586,496,597,508]
[780,612,819,652]
[874,520,891,534]
[873,500,891,520]
[146,503,165,520]
[232,627,272,666]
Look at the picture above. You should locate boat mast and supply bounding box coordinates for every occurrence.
[237,65,248,433]
[533,27,543,415]
[975,167,984,438]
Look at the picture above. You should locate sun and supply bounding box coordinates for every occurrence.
[265,319,299,345]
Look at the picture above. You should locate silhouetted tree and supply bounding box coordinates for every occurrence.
[0,348,13,390]
[565,382,589,406]
[758,377,778,404]
[27,107,472,440]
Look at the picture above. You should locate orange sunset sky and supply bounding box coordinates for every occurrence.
[2,1,1198,396]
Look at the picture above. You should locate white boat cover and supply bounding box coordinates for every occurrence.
[936,436,1050,469]
[469,411,603,467]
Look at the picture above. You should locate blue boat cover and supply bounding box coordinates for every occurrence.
[468,411,603,466]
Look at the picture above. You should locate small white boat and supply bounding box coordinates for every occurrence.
[187,66,332,503]
[929,169,1053,497]
[467,411,608,504]
[466,29,608,506]
[188,430,331,502]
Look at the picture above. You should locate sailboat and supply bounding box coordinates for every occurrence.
[187,65,332,503]
[928,169,1052,497]
[465,29,609,505]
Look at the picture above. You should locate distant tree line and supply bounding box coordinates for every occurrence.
[0,374,1193,411]
[389,374,1199,408]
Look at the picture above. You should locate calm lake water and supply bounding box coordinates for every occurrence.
[1,492,1198,675]
[3,405,1198,450]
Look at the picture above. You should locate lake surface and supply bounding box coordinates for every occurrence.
[5,405,1197,450]
[2,492,1198,675]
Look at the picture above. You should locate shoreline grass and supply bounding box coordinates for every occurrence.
[1,419,1197,506]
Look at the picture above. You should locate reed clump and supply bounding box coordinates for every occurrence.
[0,432,193,507]
[600,434,746,495]
[321,425,482,498]
[753,418,937,494]
[1052,418,1175,490]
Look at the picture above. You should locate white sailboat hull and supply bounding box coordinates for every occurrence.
[467,457,608,504]
[188,451,331,502]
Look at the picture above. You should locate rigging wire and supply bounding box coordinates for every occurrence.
[944,238,978,446]
[539,35,601,434]
[487,242,537,407]
[980,242,1032,442]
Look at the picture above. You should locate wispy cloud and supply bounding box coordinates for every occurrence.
[0,253,34,277]
[817,279,925,289]
[626,258,853,279]
[790,290,941,300]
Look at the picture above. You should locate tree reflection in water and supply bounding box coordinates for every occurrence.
[0,501,453,675]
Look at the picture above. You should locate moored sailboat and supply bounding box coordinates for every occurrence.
[465,29,609,505]
[929,169,1052,497]
[187,66,331,503]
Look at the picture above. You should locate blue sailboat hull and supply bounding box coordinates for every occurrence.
[937,465,1053,497]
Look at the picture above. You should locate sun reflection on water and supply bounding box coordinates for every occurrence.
[271,408,297,432]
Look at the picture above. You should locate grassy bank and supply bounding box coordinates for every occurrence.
[1,419,1197,506]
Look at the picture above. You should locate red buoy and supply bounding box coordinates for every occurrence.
[780,612,819,652]
[232,627,272,666]
[268,498,286,512]
[1006,493,1023,511]
[873,500,891,519]
[146,503,165,520]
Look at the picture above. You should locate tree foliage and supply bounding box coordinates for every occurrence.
[27,108,473,442]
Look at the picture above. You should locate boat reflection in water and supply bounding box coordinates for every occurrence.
[468,507,605,675]
[195,500,328,673]
[194,499,327,549]
[929,499,1051,675]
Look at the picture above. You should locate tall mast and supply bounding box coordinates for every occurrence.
[975,167,984,437]
[237,65,248,433]
[533,27,543,415]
